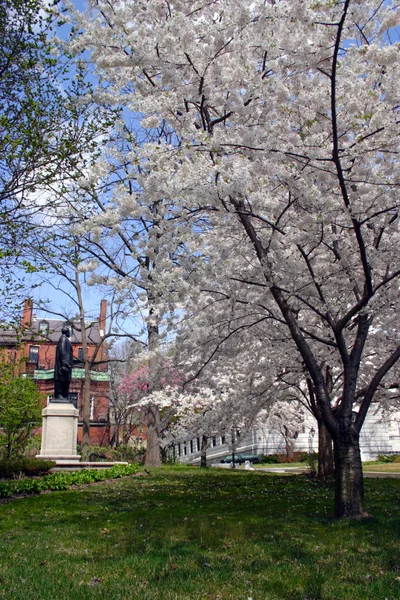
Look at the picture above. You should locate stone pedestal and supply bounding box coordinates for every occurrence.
[36,402,81,464]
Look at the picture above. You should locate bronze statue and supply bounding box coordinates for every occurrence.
[53,326,73,401]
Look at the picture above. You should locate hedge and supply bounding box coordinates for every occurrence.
[0,458,56,479]
[0,463,140,498]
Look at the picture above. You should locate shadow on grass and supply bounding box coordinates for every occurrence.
[1,470,400,599]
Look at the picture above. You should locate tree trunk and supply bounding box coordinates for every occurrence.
[318,420,334,478]
[333,423,364,518]
[144,403,162,466]
[200,434,208,468]
[75,266,91,460]
[285,438,294,462]
[144,312,162,467]
[80,372,91,460]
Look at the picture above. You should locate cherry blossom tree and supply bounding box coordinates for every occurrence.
[108,339,144,447]
[118,360,185,462]
[67,0,400,518]
[174,258,334,474]
[257,400,305,462]
[30,114,187,465]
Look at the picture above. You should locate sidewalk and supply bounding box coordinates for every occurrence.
[363,471,400,478]
[252,466,400,478]
[212,464,400,478]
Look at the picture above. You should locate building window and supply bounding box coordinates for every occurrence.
[28,345,39,364]
[78,347,84,362]
[197,437,201,452]
[38,320,49,335]
[221,435,226,445]
[178,443,181,457]
[212,436,217,447]
[69,393,78,409]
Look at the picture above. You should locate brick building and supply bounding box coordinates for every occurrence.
[0,299,111,446]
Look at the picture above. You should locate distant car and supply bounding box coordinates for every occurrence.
[219,454,261,464]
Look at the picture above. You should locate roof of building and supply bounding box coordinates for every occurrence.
[0,318,103,346]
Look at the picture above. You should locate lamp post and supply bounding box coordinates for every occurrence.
[309,427,316,453]
[231,427,236,469]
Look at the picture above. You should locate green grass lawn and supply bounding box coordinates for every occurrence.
[0,466,399,600]
[252,462,307,469]
[363,462,400,472]
[254,461,400,472]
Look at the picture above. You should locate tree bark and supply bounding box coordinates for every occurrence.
[75,266,91,460]
[230,197,370,519]
[200,434,208,468]
[333,422,364,518]
[80,366,91,460]
[285,438,294,462]
[318,420,334,478]
[143,302,162,467]
[144,403,161,466]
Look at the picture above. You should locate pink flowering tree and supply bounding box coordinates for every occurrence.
[118,361,184,462]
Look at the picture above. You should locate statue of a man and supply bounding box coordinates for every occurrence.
[53,326,73,401]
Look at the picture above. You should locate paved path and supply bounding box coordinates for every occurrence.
[255,466,400,478]
[260,467,400,478]
[363,471,400,478]
[213,464,400,478]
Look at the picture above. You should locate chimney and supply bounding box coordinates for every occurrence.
[99,299,107,337]
[22,299,33,328]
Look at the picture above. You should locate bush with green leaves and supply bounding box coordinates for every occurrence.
[86,445,123,462]
[86,444,145,463]
[261,454,280,464]
[305,452,318,476]
[0,458,55,479]
[0,374,42,459]
[0,463,140,498]
[24,434,41,458]
[377,454,399,463]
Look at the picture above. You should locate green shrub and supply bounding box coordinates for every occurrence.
[112,444,146,463]
[261,454,280,464]
[24,434,42,458]
[294,451,309,463]
[378,454,398,463]
[87,445,119,462]
[0,463,140,498]
[86,444,144,463]
[0,458,56,479]
[13,478,45,494]
[305,452,318,475]
[0,376,41,459]
[0,481,12,498]
[261,452,309,464]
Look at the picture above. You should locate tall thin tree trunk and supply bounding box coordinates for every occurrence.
[333,423,364,518]
[318,420,334,478]
[200,434,208,468]
[145,403,161,466]
[81,366,91,459]
[285,438,294,462]
[144,318,162,467]
[75,266,91,460]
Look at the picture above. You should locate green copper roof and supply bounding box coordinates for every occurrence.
[34,368,110,382]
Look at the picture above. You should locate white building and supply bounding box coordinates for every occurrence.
[174,402,400,464]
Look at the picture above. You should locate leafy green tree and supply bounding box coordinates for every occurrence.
[0,375,41,460]
[0,0,114,321]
